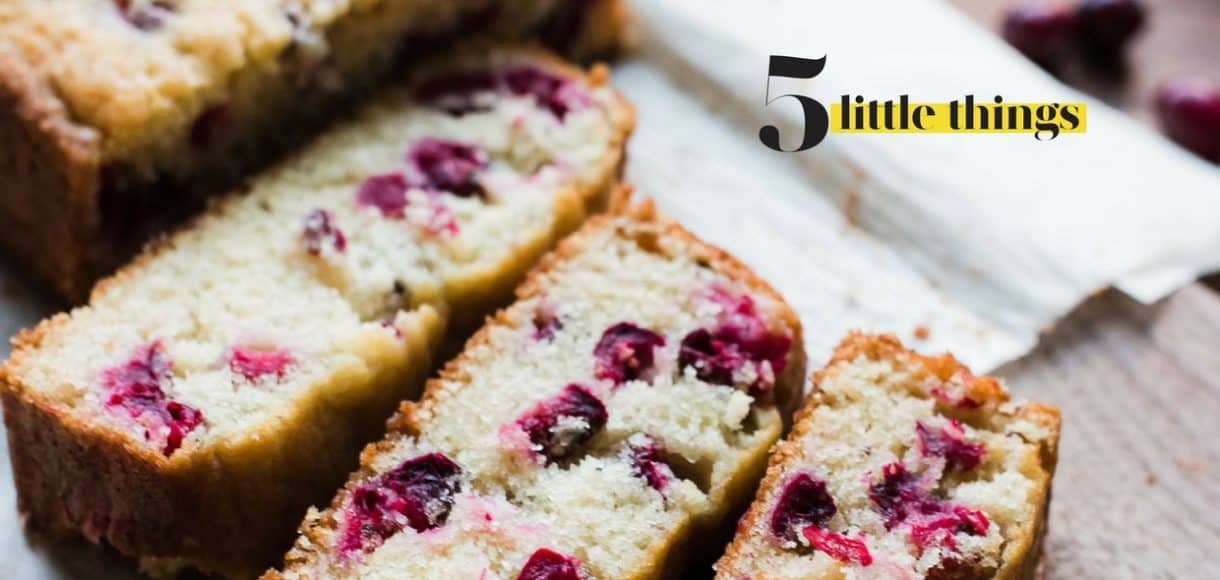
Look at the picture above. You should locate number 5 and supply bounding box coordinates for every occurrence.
[759,55,829,152]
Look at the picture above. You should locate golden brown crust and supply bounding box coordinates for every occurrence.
[716,333,1061,579]
[0,50,101,300]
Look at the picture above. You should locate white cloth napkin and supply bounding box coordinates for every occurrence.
[621,0,1220,371]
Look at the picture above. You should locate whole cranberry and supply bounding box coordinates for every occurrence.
[1076,0,1145,57]
[1156,78,1220,162]
[1002,4,1076,68]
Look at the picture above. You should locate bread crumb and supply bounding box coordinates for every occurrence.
[913,325,930,340]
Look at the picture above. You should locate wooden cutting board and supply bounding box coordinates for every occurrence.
[951,1,1220,577]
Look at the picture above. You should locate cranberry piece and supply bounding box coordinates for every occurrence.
[301,209,347,255]
[228,346,294,382]
[869,463,990,553]
[909,506,991,553]
[407,138,488,198]
[415,71,499,116]
[514,384,607,463]
[679,294,790,397]
[593,323,665,385]
[517,548,583,580]
[532,305,563,342]
[625,435,673,494]
[115,0,174,31]
[1075,0,1145,57]
[769,473,837,543]
[338,453,462,557]
[189,103,231,149]
[1156,78,1220,162]
[356,173,410,218]
[414,66,588,120]
[916,420,986,472]
[801,526,873,566]
[868,463,933,529]
[101,341,203,456]
[501,66,588,120]
[1002,4,1075,68]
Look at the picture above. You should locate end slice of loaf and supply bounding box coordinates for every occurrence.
[715,333,1060,580]
[0,46,632,578]
[270,198,807,579]
[0,0,629,299]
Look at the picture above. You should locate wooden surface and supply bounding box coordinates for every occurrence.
[950,1,1220,578]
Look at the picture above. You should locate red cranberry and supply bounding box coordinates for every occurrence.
[188,103,231,149]
[1002,4,1076,68]
[909,505,991,553]
[301,209,347,255]
[356,173,410,218]
[228,346,294,382]
[338,452,462,557]
[801,526,873,566]
[407,138,488,198]
[531,306,563,342]
[868,463,990,552]
[1156,78,1220,162]
[916,420,986,472]
[593,323,666,386]
[415,71,499,116]
[868,463,933,529]
[679,293,790,397]
[1075,0,1145,57]
[517,548,583,580]
[769,473,837,543]
[101,341,203,456]
[624,435,673,494]
[415,66,588,120]
[514,384,607,463]
[115,0,174,31]
[500,67,588,120]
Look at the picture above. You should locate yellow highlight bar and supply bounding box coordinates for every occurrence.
[830,98,1086,139]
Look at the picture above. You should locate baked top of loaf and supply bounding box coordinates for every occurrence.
[715,333,1060,579]
[273,201,805,579]
[1,46,632,462]
[0,0,567,168]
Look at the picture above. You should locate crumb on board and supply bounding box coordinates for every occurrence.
[913,325,930,340]
[842,188,860,228]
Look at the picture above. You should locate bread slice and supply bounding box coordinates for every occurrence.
[0,0,628,300]
[0,46,632,578]
[715,333,1060,579]
[269,198,807,579]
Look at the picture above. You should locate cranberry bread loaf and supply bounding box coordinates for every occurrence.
[270,199,807,579]
[0,0,628,300]
[715,333,1060,580]
[0,47,633,577]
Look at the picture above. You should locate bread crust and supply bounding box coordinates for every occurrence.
[276,192,807,579]
[0,50,101,300]
[715,332,1061,579]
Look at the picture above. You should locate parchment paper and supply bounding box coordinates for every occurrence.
[3,0,1219,576]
